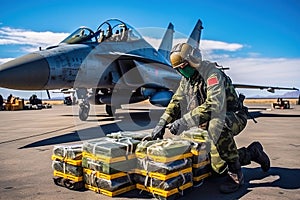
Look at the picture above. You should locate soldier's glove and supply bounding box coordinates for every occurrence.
[168,118,188,135]
[151,119,167,140]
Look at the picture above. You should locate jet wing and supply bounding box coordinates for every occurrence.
[233,84,299,93]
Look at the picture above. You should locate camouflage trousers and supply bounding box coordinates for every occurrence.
[207,109,248,164]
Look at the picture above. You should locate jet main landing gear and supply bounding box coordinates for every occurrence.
[105,104,116,116]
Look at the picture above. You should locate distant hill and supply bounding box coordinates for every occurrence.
[280,90,300,98]
[249,90,300,99]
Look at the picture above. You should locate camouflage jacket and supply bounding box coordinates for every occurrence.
[160,61,239,127]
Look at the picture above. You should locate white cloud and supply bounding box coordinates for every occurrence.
[0,58,14,64]
[144,36,243,53]
[218,57,300,96]
[0,27,68,51]
[201,40,243,51]
[221,57,300,81]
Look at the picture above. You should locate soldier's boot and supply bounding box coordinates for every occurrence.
[220,160,244,193]
[247,141,270,172]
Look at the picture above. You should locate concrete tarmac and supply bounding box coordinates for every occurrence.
[0,102,299,200]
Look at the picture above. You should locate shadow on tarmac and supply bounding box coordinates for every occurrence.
[19,111,159,149]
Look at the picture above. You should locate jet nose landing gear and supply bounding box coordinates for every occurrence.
[76,89,91,121]
[79,100,90,121]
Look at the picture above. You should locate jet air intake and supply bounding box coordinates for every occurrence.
[149,90,173,107]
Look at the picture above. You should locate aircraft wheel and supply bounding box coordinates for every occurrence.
[105,105,116,116]
[79,103,90,121]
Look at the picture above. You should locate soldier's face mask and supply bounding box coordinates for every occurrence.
[177,62,195,79]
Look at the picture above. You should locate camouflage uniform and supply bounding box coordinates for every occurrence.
[160,61,248,164]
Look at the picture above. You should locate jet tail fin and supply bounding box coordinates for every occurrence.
[187,19,203,49]
[158,23,174,62]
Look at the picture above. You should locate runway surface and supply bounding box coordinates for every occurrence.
[0,102,299,200]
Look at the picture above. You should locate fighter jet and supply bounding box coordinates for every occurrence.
[0,18,298,121]
[0,19,194,120]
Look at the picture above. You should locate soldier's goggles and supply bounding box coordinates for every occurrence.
[174,61,189,69]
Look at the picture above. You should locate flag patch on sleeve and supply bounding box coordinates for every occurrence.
[207,76,219,86]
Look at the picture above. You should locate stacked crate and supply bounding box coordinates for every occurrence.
[180,128,212,186]
[51,144,84,190]
[82,137,139,197]
[135,139,194,200]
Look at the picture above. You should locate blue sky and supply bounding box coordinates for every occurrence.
[0,0,299,99]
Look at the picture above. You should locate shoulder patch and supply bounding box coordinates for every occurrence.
[207,76,219,87]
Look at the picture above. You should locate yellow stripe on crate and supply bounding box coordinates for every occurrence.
[190,149,207,156]
[82,151,136,163]
[136,182,193,197]
[53,170,83,182]
[135,167,192,181]
[135,152,193,163]
[51,155,82,166]
[192,159,210,168]
[85,184,136,197]
[83,168,128,180]
[193,172,212,182]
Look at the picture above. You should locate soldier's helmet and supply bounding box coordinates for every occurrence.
[170,43,202,68]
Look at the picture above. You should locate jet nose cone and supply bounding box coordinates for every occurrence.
[0,53,50,90]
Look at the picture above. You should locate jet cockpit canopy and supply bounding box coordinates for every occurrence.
[60,27,96,44]
[60,19,142,44]
[96,19,142,42]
